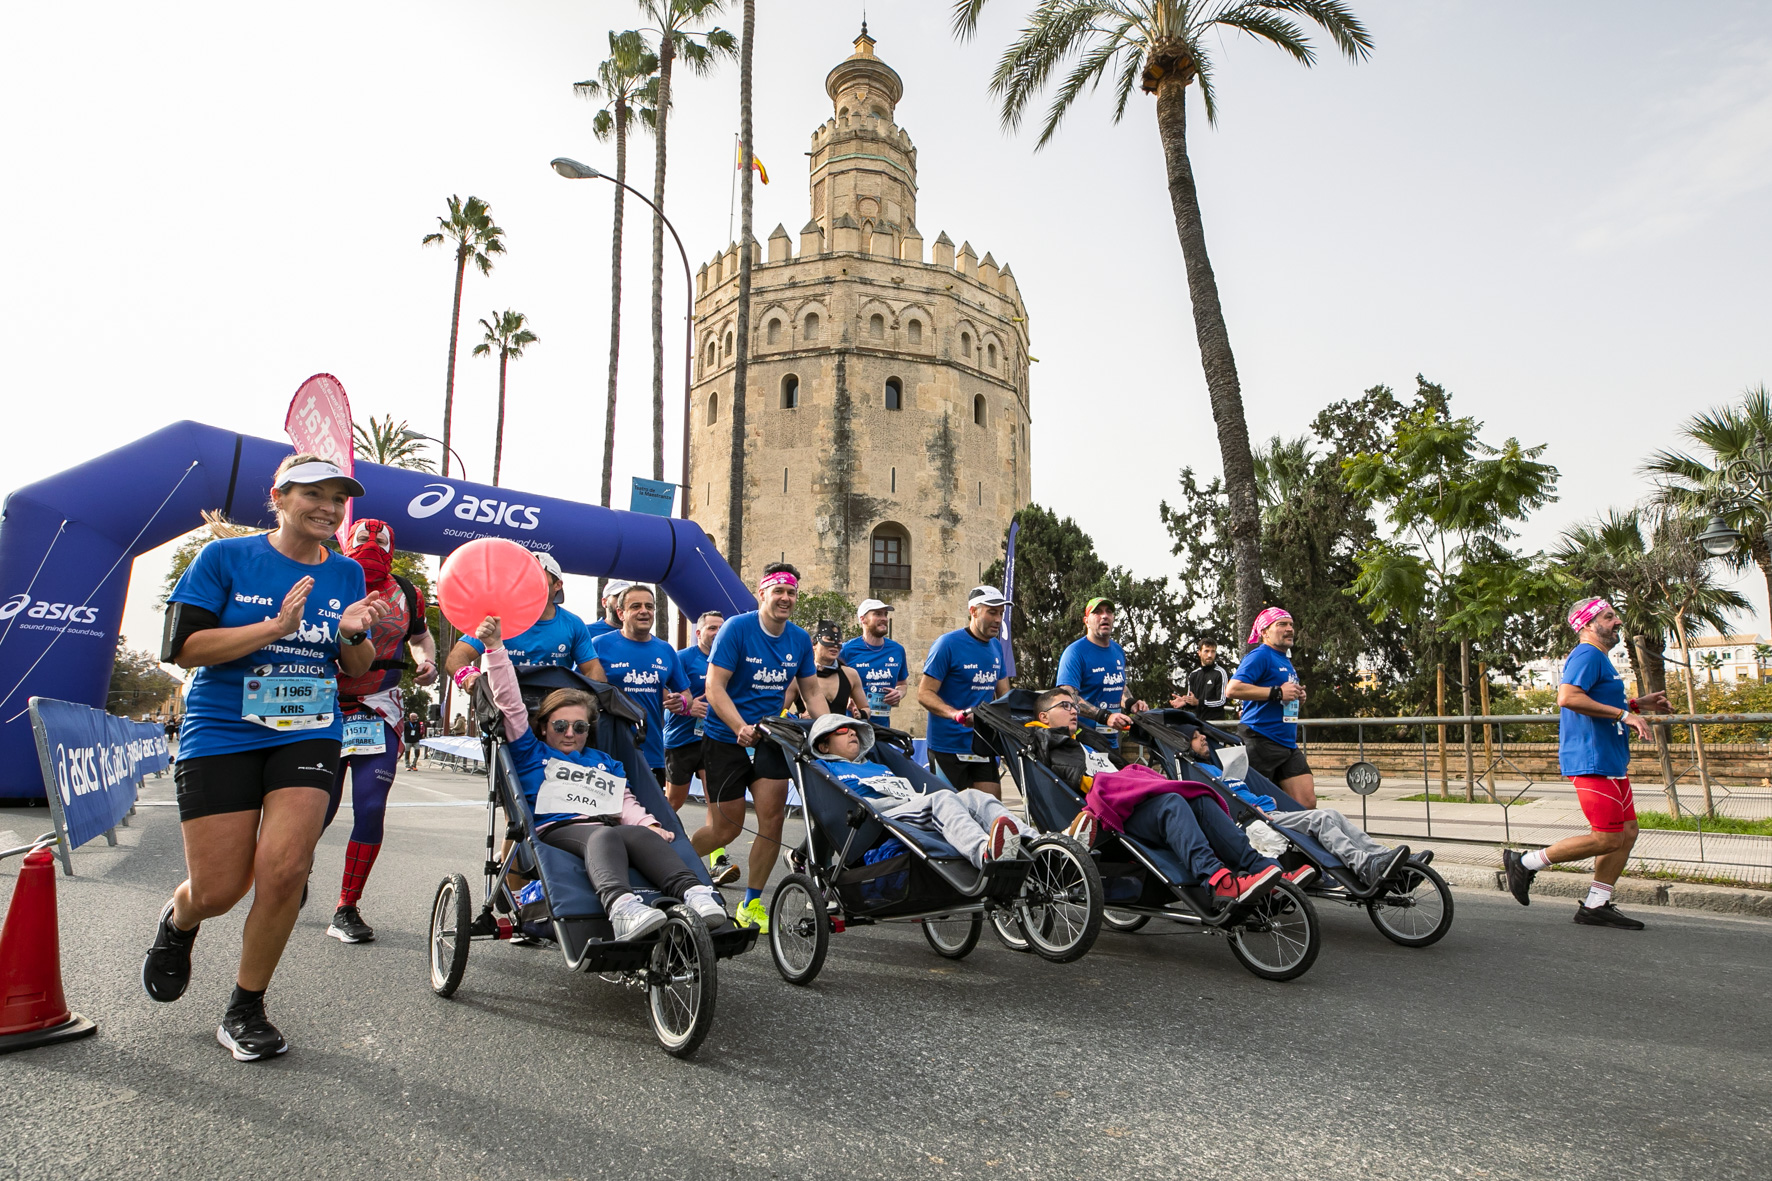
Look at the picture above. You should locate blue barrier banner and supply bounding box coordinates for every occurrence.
[629,478,678,517]
[28,697,169,872]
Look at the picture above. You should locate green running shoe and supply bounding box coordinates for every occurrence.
[734,896,770,934]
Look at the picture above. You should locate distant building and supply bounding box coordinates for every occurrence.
[1669,633,1769,685]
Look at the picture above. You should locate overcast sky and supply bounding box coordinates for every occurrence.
[7,1,1771,669]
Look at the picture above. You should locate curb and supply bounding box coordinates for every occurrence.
[1435,863,1772,917]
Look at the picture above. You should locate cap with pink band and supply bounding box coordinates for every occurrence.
[1568,597,1612,632]
[1247,606,1292,645]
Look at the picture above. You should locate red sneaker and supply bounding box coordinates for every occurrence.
[1283,864,1317,888]
[1213,864,1282,903]
[986,815,1023,862]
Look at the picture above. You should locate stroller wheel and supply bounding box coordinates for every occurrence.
[429,874,472,997]
[769,873,830,986]
[647,905,717,1058]
[921,912,983,959]
[1102,909,1151,933]
[1226,878,1320,982]
[987,907,1032,953]
[1020,836,1104,963]
[1366,863,1455,948]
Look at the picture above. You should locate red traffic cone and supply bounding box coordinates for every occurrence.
[0,846,96,1053]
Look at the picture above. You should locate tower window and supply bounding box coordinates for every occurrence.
[723,331,734,358]
[804,312,821,341]
[870,523,911,592]
[781,373,800,410]
[987,343,998,368]
[890,466,896,494]
[961,332,972,358]
[767,317,781,345]
[907,319,922,346]
[885,377,903,411]
[707,392,718,424]
[973,394,987,426]
[705,339,717,369]
[869,313,885,339]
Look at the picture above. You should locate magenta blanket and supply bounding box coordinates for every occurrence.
[1082,764,1231,833]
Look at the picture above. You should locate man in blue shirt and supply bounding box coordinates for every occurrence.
[1503,598,1669,929]
[918,586,1013,798]
[663,610,722,812]
[592,584,689,786]
[1056,596,1147,749]
[1226,607,1316,807]
[444,550,603,680]
[841,599,910,728]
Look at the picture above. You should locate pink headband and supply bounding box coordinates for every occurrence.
[1248,607,1292,645]
[1569,598,1612,632]
[758,571,798,593]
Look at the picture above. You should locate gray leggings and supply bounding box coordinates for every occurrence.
[541,822,700,910]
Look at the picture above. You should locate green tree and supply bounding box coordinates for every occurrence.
[1699,650,1723,683]
[108,636,180,717]
[1754,643,1772,680]
[984,504,1109,688]
[952,0,1373,644]
[789,590,858,639]
[422,195,506,479]
[576,32,659,510]
[636,0,736,482]
[472,309,540,487]
[353,414,436,471]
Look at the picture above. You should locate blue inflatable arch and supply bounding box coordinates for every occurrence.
[0,419,755,797]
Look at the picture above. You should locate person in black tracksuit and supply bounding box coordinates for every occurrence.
[1171,640,1230,721]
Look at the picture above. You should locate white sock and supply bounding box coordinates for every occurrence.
[1584,881,1613,909]
[1521,849,1551,872]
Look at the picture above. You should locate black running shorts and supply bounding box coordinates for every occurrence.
[663,740,705,785]
[930,750,1001,787]
[174,738,341,822]
[701,737,790,803]
[1243,731,1312,785]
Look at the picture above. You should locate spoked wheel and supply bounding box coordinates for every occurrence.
[1367,863,1455,948]
[1226,879,1320,982]
[769,873,830,986]
[429,873,471,997]
[922,912,984,959]
[647,905,717,1058]
[1103,909,1150,933]
[1020,836,1104,963]
[988,907,1031,953]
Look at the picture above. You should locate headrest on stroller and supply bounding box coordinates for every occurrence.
[807,712,874,758]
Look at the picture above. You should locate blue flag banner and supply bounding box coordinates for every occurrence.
[999,520,1019,678]
[629,478,678,517]
[28,697,170,873]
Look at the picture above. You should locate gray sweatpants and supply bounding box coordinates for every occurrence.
[882,789,1014,869]
[1267,808,1392,882]
[542,822,700,909]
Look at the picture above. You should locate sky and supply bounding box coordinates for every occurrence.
[6,0,1771,676]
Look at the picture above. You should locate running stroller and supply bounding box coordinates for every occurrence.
[425,665,758,1057]
[756,716,1103,986]
[972,692,1321,982]
[1131,708,1454,948]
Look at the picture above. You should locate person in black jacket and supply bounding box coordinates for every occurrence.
[1171,640,1229,721]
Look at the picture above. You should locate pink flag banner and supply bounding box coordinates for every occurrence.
[284,373,355,542]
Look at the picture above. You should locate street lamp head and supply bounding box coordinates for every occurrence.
[1696,514,1741,558]
[398,428,428,443]
[551,157,602,181]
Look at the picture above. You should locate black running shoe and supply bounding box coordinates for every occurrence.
[1573,901,1645,930]
[1410,849,1435,867]
[326,905,375,944]
[141,900,198,1003]
[217,999,289,1061]
[1501,849,1536,906]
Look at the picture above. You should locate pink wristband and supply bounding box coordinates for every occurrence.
[452,665,481,690]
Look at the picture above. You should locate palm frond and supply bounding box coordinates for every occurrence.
[990,1,1114,134]
[951,0,989,40]
[1212,6,1316,67]
[1037,34,1128,147]
[1252,0,1375,60]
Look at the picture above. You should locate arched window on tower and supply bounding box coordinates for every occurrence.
[973,394,987,426]
[804,312,821,341]
[907,319,923,346]
[961,332,972,358]
[704,338,717,370]
[707,392,718,425]
[987,342,998,368]
[885,377,903,411]
[781,373,800,410]
[723,331,734,359]
[869,313,885,339]
[869,523,911,592]
[766,317,781,345]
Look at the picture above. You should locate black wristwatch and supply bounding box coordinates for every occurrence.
[1267,685,1283,703]
[344,629,368,646]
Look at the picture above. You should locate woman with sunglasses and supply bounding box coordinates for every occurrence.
[476,616,727,940]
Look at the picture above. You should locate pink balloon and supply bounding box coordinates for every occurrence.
[437,538,551,638]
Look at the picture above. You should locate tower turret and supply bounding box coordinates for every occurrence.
[811,25,917,258]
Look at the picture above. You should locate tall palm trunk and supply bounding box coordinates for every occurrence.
[603,99,629,509]
[727,0,755,573]
[442,251,468,479]
[493,350,509,487]
[649,35,675,483]
[1154,75,1263,642]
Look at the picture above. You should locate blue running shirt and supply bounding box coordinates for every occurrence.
[1057,635,1129,748]
[592,632,689,769]
[586,619,618,642]
[703,612,815,744]
[168,534,367,759]
[840,636,909,725]
[1558,643,1631,777]
[664,644,713,751]
[460,605,597,669]
[922,627,1006,754]
[1231,644,1299,748]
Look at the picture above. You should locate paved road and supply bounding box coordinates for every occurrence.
[3,767,1768,1181]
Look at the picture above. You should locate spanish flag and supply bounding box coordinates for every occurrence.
[734,138,769,185]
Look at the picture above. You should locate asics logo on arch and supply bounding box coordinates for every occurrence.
[0,593,101,624]
[405,483,541,530]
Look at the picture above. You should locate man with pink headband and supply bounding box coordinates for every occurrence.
[1225,607,1317,807]
[1503,598,1669,929]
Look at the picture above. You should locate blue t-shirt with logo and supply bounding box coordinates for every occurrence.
[923,627,1006,753]
[461,606,596,669]
[592,631,689,769]
[1057,635,1129,749]
[664,644,712,751]
[703,612,816,744]
[840,636,909,725]
[168,534,368,759]
[1231,643,1299,748]
[586,619,618,642]
[1558,643,1631,777]
[816,758,921,804]
[507,729,633,828]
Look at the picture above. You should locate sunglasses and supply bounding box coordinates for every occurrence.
[549,719,592,736]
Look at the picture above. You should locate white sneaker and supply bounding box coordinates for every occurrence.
[608,893,668,941]
[684,885,728,924]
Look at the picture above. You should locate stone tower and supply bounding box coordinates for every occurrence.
[688,27,1032,711]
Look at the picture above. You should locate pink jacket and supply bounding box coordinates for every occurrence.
[1081,763,1230,834]
[483,645,661,829]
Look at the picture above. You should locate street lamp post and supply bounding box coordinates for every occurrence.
[399,428,468,482]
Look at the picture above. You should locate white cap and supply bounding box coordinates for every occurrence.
[967,585,1010,608]
[856,598,893,618]
[276,460,364,497]
[532,550,563,580]
[808,712,874,757]
[604,579,634,603]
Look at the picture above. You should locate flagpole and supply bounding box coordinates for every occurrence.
[728,132,739,243]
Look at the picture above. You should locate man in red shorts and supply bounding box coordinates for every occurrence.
[1503,598,1669,928]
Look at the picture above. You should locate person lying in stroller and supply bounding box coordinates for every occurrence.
[1025,688,1307,905]
[477,615,729,941]
[807,713,1032,868]
[1173,722,1413,889]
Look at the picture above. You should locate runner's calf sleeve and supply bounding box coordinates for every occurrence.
[339,841,381,907]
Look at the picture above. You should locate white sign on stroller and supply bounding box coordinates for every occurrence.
[536,758,626,819]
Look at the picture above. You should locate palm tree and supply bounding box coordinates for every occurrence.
[1698,650,1723,683]
[353,415,436,471]
[727,0,756,575]
[472,310,540,487]
[1644,383,1772,609]
[422,196,506,478]
[951,0,1372,643]
[1754,643,1772,681]
[637,0,737,482]
[576,32,660,509]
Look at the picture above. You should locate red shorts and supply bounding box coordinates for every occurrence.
[1571,776,1636,832]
